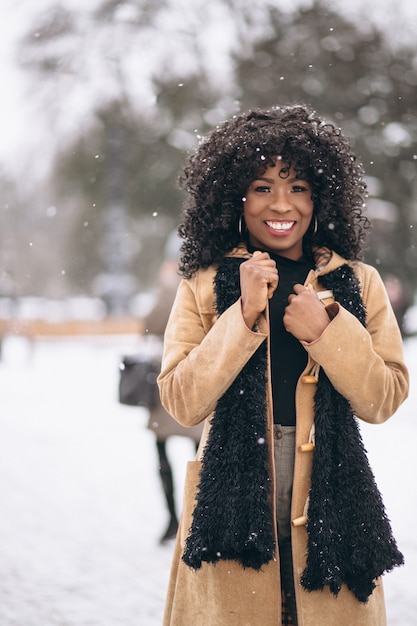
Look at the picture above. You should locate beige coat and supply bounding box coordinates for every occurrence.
[145,269,203,443]
[158,247,409,626]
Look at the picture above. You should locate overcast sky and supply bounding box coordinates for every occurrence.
[0,0,415,181]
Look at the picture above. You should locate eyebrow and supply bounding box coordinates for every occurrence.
[254,176,306,184]
[255,176,275,183]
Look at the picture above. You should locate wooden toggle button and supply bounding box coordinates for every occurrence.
[292,516,307,527]
[299,442,315,452]
[301,375,317,383]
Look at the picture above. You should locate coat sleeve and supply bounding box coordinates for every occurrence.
[157,273,269,427]
[303,264,409,424]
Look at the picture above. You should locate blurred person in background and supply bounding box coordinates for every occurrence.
[144,232,203,544]
[383,273,413,337]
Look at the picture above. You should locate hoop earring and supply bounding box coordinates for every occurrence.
[312,216,318,236]
[238,214,246,238]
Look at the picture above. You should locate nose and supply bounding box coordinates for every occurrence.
[269,191,293,213]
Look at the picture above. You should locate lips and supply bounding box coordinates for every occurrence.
[265,220,296,232]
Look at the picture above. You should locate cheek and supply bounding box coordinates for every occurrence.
[243,199,257,218]
[302,200,314,217]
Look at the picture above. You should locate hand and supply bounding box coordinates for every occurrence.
[240,251,279,329]
[283,283,330,342]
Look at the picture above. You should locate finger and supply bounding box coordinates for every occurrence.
[305,284,321,301]
[292,283,307,295]
[251,250,275,265]
[269,271,279,285]
[267,278,279,298]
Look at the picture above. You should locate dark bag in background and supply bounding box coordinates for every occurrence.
[118,356,160,409]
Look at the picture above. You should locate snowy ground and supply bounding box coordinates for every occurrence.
[0,333,416,625]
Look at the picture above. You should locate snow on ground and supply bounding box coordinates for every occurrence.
[0,333,415,625]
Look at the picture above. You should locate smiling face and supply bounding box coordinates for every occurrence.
[243,161,314,260]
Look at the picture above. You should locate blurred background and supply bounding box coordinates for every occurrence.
[1,0,417,325]
[0,1,416,625]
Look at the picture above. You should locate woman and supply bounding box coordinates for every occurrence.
[143,232,203,543]
[158,105,409,626]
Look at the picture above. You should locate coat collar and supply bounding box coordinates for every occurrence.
[226,244,350,276]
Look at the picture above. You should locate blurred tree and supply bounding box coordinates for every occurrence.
[15,0,417,305]
[231,2,417,294]
[49,100,182,305]
[0,172,69,301]
[0,174,26,300]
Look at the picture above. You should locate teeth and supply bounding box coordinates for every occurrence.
[266,221,295,231]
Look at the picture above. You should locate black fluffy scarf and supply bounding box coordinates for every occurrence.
[182,257,404,602]
[301,265,404,601]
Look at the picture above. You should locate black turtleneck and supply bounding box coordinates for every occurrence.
[269,253,312,425]
[248,249,313,425]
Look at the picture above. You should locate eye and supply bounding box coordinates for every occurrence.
[254,185,271,193]
[292,183,309,193]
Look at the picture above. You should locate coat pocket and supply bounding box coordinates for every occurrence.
[179,460,202,546]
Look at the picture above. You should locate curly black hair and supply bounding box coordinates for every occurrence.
[177,104,370,278]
